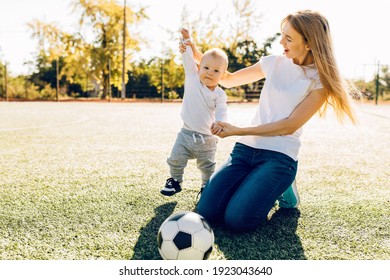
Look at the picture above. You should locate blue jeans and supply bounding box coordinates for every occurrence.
[197,143,297,232]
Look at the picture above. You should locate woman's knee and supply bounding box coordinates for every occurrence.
[224,206,267,232]
[224,211,251,232]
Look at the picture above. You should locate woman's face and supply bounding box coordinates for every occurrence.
[279,21,312,65]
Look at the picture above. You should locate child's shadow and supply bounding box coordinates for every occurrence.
[214,208,306,260]
[131,202,177,260]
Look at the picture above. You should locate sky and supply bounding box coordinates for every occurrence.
[0,0,388,80]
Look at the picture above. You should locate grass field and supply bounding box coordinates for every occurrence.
[0,101,389,260]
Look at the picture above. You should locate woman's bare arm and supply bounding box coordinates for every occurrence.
[215,88,327,137]
[220,61,265,88]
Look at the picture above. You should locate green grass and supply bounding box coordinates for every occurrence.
[0,101,389,260]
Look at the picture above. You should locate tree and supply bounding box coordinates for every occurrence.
[176,0,283,100]
[380,66,390,94]
[224,34,280,97]
[73,0,147,99]
[0,58,5,99]
[27,0,147,99]
[355,65,390,101]
[178,0,275,99]
[126,61,159,99]
[181,0,263,53]
[129,50,185,100]
[226,0,263,54]
[27,19,69,99]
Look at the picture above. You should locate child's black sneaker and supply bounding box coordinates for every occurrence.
[160,178,182,196]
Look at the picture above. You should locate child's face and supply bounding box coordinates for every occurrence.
[198,54,227,90]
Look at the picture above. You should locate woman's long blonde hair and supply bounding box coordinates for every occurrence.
[282,10,359,124]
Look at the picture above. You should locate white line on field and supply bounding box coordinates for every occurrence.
[0,116,90,132]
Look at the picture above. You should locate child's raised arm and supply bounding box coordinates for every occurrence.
[180,28,203,65]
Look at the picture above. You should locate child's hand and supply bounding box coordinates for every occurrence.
[179,28,191,54]
[212,122,238,138]
[211,123,224,135]
[179,28,195,54]
[179,41,186,53]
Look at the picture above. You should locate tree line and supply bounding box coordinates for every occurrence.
[0,0,388,101]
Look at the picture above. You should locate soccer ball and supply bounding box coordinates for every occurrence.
[157,211,214,260]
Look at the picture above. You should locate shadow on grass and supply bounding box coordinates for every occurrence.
[214,208,306,260]
[131,203,304,260]
[131,201,177,260]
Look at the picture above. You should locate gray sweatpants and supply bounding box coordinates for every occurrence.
[167,128,218,186]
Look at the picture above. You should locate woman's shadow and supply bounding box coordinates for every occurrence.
[131,201,177,260]
[131,203,305,260]
[214,208,306,260]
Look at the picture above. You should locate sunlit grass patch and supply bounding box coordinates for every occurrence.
[0,101,389,260]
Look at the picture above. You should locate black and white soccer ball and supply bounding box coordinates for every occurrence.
[157,211,214,260]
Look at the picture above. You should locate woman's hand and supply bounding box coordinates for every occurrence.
[181,28,190,40]
[179,28,194,53]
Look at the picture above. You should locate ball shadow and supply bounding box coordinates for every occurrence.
[214,208,306,260]
[131,201,177,260]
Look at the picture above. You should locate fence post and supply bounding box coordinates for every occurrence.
[5,62,8,101]
[121,0,127,100]
[161,59,164,103]
[56,58,59,102]
[108,58,111,102]
[375,61,380,105]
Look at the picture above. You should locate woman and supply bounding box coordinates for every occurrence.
[181,10,358,232]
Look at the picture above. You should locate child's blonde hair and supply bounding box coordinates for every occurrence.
[282,10,359,124]
[202,48,229,70]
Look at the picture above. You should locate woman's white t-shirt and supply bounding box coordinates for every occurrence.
[237,55,323,161]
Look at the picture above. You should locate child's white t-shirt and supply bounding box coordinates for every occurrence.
[238,55,323,161]
[180,47,228,135]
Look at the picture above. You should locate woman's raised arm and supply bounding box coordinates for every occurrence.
[220,61,265,88]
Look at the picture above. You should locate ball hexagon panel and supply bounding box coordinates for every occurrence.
[173,231,192,250]
[203,246,213,260]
